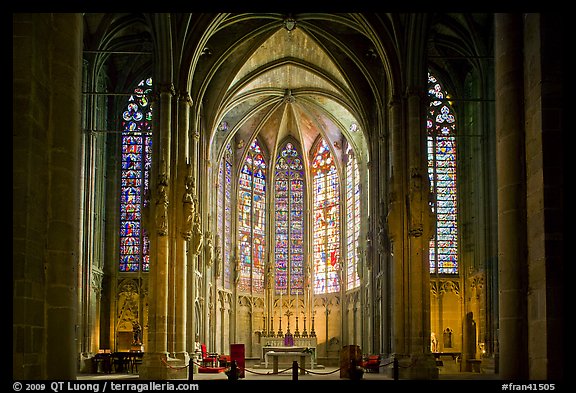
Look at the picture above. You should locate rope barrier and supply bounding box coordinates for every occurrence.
[158,353,423,377]
[160,357,189,370]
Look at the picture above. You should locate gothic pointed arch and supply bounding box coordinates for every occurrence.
[427,71,458,275]
[237,138,267,294]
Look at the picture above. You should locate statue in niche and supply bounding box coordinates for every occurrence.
[205,231,214,268]
[214,234,222,277]
[181,165,195,241]
[132,321,142,345]
[190,197,203,254]
[234,255,241,284]
[466,312,477,359]
[408,168,424,237]
[431,332,439,353]
[443,327,453,348]
[155,173,169,236]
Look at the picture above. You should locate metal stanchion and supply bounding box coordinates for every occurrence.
[292,361,298,380]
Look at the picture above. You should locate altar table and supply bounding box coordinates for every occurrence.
[262,346,316,369]
[265,351,312,375]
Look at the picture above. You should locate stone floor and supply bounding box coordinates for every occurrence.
[77,365,501,381]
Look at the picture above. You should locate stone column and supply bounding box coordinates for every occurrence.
[13,13,83,380]
[494,13,528,379]
[386,95,406,357]
[140,83,174,379]
[171,92,193,377]
[387,90,437,379]
[405,90,437,379]
[46,13,84,379]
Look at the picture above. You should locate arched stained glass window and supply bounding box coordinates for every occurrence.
[345,143,361,290]
[274,142,305,295]
[312,138,340,294]
[427,72,458,274]
[237,140,266,293]
[120,77,153,272]
[217,143,234,289]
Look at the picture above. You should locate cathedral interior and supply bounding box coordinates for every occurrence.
[12,13,565,381]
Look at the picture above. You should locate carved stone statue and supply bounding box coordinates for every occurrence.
[181,165,195,241]
[205,231,214,267]
[155,173,169,236]
[132,321,142,345]
[190,197,203,255]
[234,255,241,284]
[214,234,222,277]
[408,168,424,237]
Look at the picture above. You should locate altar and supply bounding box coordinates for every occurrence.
[265,350,312,374]
[262,346,316,369]
[260,336,317,370]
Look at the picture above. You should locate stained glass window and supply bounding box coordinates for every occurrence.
[312,138,340,294]
[345,144,361,290]
[217,143,234,289]
[120,77,153,272]
[274,142,305,295]
[237,140,266,293]
[427,72,458,274]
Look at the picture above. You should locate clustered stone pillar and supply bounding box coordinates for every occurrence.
[139,83,174,379]
[386,90,437,379]
[494,13,529,380]
[172,92,193,372]
[13,13,83,380]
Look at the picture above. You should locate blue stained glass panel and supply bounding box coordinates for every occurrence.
[427,72,458,275]
[120,78,152,272]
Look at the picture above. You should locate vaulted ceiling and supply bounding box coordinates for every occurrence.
[206,20,371,167]
[82,13,493,166]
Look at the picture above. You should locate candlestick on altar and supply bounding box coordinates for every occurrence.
[294,315,300,337]
[277,315,283,337]
[310,314,316,337]
[302,314,308,337]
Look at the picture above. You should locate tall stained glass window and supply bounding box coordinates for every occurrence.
[217,143,234,289]
[427,72,458,274]
[345,144,361,290]
[120,77,153,272]
[274,142,305,295]
[237,140,266,293]
[312,138,340,294]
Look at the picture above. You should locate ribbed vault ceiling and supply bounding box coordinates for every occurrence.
[208,20,368,167]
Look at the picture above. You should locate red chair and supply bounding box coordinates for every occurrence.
[361,354,381,373]
[218,355,231,368]
[200,344,218,367]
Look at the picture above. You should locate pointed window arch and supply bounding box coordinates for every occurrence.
[237,139,267,293]
[312,138,341,294]
[217,142,234,289]
[119,77,153,272]
[274,141,305,295]
[345,142,361,290]
[427,72,458,274]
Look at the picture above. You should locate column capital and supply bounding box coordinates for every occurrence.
[178,90,193,105]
